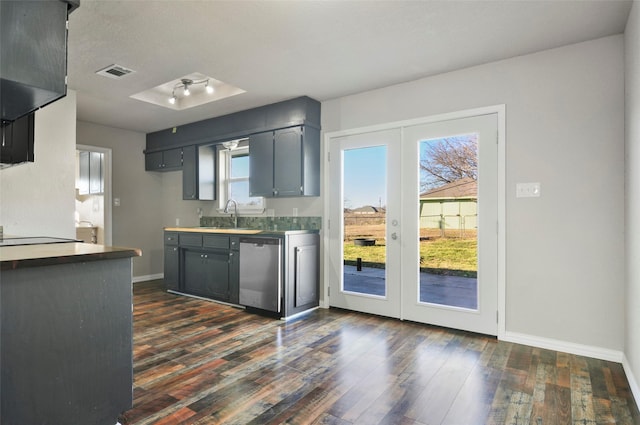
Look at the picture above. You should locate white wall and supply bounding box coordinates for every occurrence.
[322,36,625,352]
[76,121,163,278]
[0,91,77,238]
[625,0,640,401]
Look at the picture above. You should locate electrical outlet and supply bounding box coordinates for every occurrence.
[113,198,121,207]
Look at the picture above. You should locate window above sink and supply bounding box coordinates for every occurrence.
[217,139,265,214]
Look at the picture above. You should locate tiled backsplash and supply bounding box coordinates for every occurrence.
[200,216,322,231]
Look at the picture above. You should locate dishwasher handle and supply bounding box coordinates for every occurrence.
[239,237,282,246]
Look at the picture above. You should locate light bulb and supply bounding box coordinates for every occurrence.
[168,96,176,105]
[206,84,214,94]
[183,86,190,96]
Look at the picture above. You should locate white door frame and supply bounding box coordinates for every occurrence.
[322,105,506,338]
[76,144,113,246]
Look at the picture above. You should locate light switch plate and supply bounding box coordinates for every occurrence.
[516,182,541,198]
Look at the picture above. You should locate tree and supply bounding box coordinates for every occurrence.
[420,135,477,192]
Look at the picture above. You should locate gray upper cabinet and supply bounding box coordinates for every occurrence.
[145,147,182,171]
[182,145,215,201]
[78,150,103,195]
[249,126,320,198]
[274,127,304,197]
[248,131,275,197]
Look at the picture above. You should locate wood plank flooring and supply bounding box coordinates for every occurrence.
[120,280,640,425]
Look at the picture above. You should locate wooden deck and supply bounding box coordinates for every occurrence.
[121,280,639,425]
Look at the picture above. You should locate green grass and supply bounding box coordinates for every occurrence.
[343,237,477,278]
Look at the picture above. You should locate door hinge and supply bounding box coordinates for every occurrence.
[328,286,330,297]
[327,219,330,230]
[327,151,330,162]
[496,310,499,323]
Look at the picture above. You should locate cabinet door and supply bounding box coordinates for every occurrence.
[164,246,180,291]
[145,151,163,171]
[294,244,318,307]
[162,148,183,169]
[182,145,198,200]
[89,151,103,194]
[249,131,274,197]
[274,127,303,197]
[228,250,239,304]
[183,250,230,301]
[78,151,90,195]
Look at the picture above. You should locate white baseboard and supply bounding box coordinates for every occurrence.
[622,354,640,408]
[502,331,624,363]
[132,273,164,283]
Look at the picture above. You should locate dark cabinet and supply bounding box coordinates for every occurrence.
[0,112,34,165]
[164,231,238,303]
[164,232,179,291]
[145,147,182,171]
[249,126,320,198]
[284,233,320,317]
[183,250,230,301]
[163,230,318,317]
[248,131,274,197]
[182,144,215,200]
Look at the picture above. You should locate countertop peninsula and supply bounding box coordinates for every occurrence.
[1,239,140,424]
[0,241,141,270]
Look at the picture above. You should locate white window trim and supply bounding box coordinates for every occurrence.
[217,143,265,214]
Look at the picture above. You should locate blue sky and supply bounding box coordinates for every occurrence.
[342,135,476,208]
[343,146,387,209]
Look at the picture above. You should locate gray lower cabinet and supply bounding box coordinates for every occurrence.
[283,233,320,317]
[164,232,179,291]
[164,230,318,317]
[183,250,230,301]
[249,125,320,198]
[164,231,238,303]
[164,245,179,291]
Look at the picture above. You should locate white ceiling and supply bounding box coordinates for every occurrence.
[67,0,633,134]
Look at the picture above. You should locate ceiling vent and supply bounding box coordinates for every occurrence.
[95,64,135,79]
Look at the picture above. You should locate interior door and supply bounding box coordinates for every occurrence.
[401,114,498,335]
[328,128,402,318]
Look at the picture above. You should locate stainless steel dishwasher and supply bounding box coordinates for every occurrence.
[239,237,282,313]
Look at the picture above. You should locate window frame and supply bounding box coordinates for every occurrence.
[217,141,265,214]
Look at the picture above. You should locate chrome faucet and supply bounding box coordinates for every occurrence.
[223,199,238,228]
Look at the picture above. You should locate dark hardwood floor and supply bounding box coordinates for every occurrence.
[121,280,640,425]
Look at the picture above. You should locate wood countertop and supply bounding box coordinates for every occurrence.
[164,227,319,236]
[1,242,142,271]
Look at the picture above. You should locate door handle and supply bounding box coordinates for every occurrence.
[391,232,398,240]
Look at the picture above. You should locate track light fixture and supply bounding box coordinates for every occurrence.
[168,78,214,104]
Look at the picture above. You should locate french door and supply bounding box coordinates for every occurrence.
[328,128,402,318]
[328,111,500,335]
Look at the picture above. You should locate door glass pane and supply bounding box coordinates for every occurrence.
[342,146,387,297]
[418,134,478,309]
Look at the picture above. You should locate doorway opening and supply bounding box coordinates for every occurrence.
[75,144,112,245]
